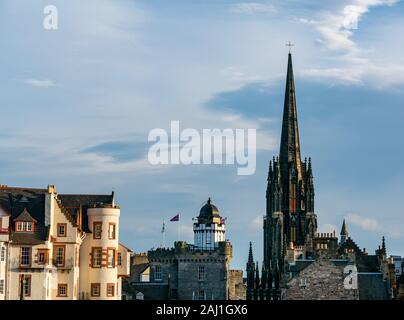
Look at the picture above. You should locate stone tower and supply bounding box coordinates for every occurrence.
[263,53,317,278]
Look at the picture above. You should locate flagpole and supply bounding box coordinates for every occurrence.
[178,214,181,241]
[162,222,166,248]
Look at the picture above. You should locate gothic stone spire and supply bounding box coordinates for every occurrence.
[279,53,303,184]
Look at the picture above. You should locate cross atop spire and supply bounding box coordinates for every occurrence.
[286,41,294,53]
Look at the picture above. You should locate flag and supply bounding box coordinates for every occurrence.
[161,222,165,233]
[170,214,179,222]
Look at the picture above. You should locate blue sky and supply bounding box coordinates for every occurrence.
[1,0,404,271]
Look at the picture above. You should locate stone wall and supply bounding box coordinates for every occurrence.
[285,259,357,300]
[228,270,246,300]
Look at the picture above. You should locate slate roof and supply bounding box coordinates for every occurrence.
[0,187,49,245]
[58,193,114,233]
[289,259,315,275]
[14,208,37,222]
[0,186,115,243]
[358,273,389,300]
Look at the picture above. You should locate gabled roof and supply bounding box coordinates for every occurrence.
[58,193,115,233]
[0,186,48,244]
[14,208,38,223]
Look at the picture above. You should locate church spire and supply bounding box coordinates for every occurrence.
[340,219,348,244]
[279,53,303,182]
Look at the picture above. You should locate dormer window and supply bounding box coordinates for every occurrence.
[14,208,37,233]
[16,221,34,232]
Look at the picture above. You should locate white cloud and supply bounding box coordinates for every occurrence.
[25,79,56,87]
[300,0,399,54]
[345,213,381,232]
[230,3,276,14]
[301,67,363,84]
[249,215,263,231]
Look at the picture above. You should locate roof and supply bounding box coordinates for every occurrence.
[198,198,220,220]
[119,242,133,252]
[279,53,303,183]
[58,193,114,233]
[0,187,49,245]
[358,273,389,300]
[340,219,348,236]
[14,208,37,223]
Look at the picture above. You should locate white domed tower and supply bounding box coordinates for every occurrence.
[80,203,120,300]
[193,198,226,250]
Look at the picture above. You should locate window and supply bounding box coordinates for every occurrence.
[0,279,4,294]
[1,246,5,262]
[57,284,68,297]
[154,265,162,281]
[37,250,48,265]
[300,278,307,289]
[91,248,102,268]
[54,246,65,267]
[198,290,205,300]
[57,223,67,237]
[291,224,297,243]
[20,247,31,266]
[91,283,100,297]
[93,222,102,239]
[198,266,205,281]
[108,223,116,240]
[107,249,115,268]
[117,252,122,266]
[106,283,115,297]
[16,222,34,232]
[19,275,31,297]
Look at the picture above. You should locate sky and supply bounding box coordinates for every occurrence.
[0,0,404,271]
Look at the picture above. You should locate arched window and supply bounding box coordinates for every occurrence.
[291,222,297,243]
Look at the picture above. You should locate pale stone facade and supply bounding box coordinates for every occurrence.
[0,185,131,300]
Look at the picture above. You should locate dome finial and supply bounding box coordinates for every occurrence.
[207,197,211,204]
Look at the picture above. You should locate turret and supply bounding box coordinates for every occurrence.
[193,198,226,250]
[80,203,120,300]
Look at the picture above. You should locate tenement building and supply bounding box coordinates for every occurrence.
[125,198,246,300]
[246,53,399,300]
[0,185,131,300]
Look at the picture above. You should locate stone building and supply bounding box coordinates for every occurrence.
[285,258,357,300]
[0,185,131,300]
[246,52,398,300]
[125,198,245,300]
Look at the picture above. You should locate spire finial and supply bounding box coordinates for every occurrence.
[340,219,348,235]
[286,41,294,53]
[382,236,386,253]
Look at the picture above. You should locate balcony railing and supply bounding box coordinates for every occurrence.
[10,257,74,271]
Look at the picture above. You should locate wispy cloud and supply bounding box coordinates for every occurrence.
[298,0,404,86]
[25,79,56,88]
[300,0,399,54]
[345,213,381,232]
[230,2,276,14]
